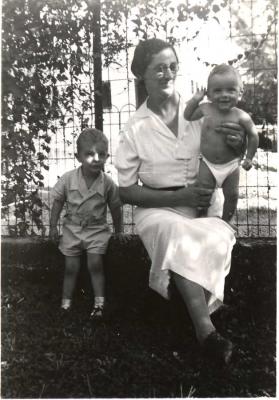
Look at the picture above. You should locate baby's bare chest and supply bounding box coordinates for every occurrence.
[202,112,240,142]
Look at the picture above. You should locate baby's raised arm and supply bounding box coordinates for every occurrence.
[184,89,206,121]
[239,112,259,171]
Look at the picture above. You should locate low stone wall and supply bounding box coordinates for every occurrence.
[1,236,276,317]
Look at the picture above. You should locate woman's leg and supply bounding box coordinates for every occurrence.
[173,272,233,364]
[172,272,215,343]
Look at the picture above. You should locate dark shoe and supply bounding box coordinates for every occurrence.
[211,304,232,323]
[89,306,104,321]
[202,331,233,365]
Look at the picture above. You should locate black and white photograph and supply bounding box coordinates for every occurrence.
[1,0,277,397]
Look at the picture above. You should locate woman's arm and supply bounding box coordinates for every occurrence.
[119,184,213,209]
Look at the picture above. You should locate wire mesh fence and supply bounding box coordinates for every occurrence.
[1,108,276,238]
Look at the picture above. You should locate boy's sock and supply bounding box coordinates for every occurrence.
[61,298,72,310]
[94,296,105,309]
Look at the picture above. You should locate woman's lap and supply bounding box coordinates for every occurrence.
[134,207,236,308]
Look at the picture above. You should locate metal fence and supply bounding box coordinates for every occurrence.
[1,0,277,238]
[1,106,277,238]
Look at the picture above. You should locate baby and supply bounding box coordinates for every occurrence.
[184,64,259,222]
[50,128,123,321]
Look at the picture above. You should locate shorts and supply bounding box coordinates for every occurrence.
[201,155,240,188]
[59,222,111,256]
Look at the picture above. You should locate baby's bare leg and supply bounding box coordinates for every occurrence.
[222,168,240,222]
[198,159,216,217]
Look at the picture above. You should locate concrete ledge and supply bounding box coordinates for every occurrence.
[1,235,276,265]
[1,235,276,314]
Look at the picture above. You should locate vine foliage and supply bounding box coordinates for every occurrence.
[2,0,220,236]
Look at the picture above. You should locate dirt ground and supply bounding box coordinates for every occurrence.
[1,238,276,398]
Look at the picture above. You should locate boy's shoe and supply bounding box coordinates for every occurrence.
[89,306,104,321]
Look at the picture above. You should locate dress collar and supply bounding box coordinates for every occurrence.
[134,94,187,140]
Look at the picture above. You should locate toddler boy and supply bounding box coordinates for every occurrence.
[50,128,123,320]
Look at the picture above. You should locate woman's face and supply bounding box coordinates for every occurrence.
[143,48,179,99]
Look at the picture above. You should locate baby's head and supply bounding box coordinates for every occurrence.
[207,64,243,111]
[76,128,109,173]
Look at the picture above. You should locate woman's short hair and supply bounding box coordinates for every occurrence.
[131,38,178,79]
[208,64,243,90]
[77,128,108,153]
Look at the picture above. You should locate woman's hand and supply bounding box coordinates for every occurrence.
[215,122,246,155]
[174,184,214,209]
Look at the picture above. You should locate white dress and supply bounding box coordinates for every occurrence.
[115,97,236,313]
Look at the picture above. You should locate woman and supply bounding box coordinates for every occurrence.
[115,38,244,364]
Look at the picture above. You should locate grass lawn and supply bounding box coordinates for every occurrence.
[1,239,276,398]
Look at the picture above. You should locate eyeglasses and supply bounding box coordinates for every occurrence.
[150,63,179,78]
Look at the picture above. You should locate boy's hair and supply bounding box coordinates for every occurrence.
[76,128,108,153]
[208,64,243,90]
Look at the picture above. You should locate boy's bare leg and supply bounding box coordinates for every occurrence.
[222,168,240,223]
[87,253,105,298]
[62,256,81,306]
[197,159,216,217]
[87,253,105,319]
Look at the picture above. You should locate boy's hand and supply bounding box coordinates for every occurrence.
[192,88,206,102]
[242,158,253,171]
[113,232,130,244]
[49,226,59,244]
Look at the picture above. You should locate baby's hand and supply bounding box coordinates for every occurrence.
[49,226,59,244]
[192,88,206,102]
[242,158,253,171]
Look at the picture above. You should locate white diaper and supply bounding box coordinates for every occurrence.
[201,155,240,188]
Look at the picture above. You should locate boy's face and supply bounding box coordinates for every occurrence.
[207,73,242,112]
[76,140,108,175]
